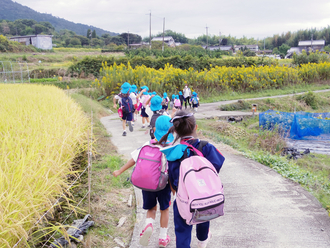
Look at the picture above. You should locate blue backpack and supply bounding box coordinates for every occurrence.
[121,95,134,113]
[192,96,199,105]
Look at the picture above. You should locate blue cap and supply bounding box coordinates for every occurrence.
[193,91,197,96]
[163,92,167,98]
[176,95,179,99]
[150,95,162,111]
[172,94,175,99]
[130,85,137,93]
[152,91,157,95]
[141,86,149,95]
[155,115,174,143]
[121,82,131,94]
[179,91,182,95]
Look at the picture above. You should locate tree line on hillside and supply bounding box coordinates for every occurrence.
[0,19,142,49]
[0,0,117,36]
[1,18,330,54]
[148,28,330,51]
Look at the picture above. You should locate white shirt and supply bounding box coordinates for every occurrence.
[129,92,137,104]
[183,87,191,98]
[131,141,167,166]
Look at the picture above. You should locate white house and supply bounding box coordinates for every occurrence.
[285,39,326,58]
[203,45,233,52]
[298,40,325,51]
[10,35,53,50]
[234,45,259,52]
[151,36,176,47]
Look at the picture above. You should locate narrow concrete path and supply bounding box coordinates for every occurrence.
[101,93,330,247]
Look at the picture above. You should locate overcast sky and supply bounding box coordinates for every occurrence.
[14,0,330,39]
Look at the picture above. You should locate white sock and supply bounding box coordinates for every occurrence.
[123,129,126,132]
[145,218,154,226]
[159,227,168,240]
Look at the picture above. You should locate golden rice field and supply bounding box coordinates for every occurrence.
[94,62,330,95]
[0,84,89,247]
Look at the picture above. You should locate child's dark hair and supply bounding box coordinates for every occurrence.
[158,110,196,145]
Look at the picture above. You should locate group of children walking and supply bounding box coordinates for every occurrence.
[113,83,200,137]
[112,83,225,248]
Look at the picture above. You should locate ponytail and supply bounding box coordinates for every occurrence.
[158,126,176,146]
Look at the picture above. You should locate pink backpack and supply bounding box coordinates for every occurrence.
[174,99,181,107]
[131,141,168,191]
[176,141,224,225]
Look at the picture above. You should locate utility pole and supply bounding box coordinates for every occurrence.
[311,33,314,52]
[162,18,165,52]
[206,25,208,49]
[127,30,130,50]
[264,38,265,50]
[219,31,222,48]
[149,11,152,49]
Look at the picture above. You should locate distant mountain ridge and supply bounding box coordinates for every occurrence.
[0,0,118,36]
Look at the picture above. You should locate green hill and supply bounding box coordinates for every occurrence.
[0,0,118,36]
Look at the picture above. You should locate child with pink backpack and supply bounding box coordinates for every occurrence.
[112,115,174,247]
[174,95,181,110]
[159,110,225,248]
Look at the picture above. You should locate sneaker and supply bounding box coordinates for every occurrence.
[139,223,153,246]
[122,131,127,136]
[142,125,145,128]
[159,235,170,247]
[197,232,211,248]
[147,124,151,128]
[128,121,133,132]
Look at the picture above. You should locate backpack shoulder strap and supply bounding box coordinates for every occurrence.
[197,140,208,153]
[180,140,204,157]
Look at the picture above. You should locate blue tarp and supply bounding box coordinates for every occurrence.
[259,110,330,140]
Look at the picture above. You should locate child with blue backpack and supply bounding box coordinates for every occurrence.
[112,115,174,247]
[159,110,225,248]
[113,82,134,136]
[161,92,170,112]
[191,91,199,112]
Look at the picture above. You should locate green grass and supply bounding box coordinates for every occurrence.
[93,155,131,188]
[201,83,330,103]
[219,91,330,113]
[31,79,93,89]
[197,117,330,213]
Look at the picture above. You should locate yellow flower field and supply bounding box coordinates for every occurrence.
[0,84,89,247]
[94,62,330,95]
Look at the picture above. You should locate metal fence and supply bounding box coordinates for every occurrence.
[0,61,30,83]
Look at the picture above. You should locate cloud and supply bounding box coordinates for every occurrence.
[14,0,330,39]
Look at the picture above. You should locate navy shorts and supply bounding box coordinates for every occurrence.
[141,107,149,117]
[162,105,168,110]
[122,112,133,121]
[193,103,198,108]
[142,183,171,211]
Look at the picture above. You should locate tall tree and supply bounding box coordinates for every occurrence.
[87,29,91,39]
[92,30,96,38]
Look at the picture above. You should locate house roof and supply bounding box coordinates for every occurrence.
[203,45,233,51]
[298,40,325,46]
[10,35,53,39]
[151,36,174,42]
[234,45,258,48]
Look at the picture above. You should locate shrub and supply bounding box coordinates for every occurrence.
[219,100,250,111]
[248,127,287,154]
[296,91,319,109]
